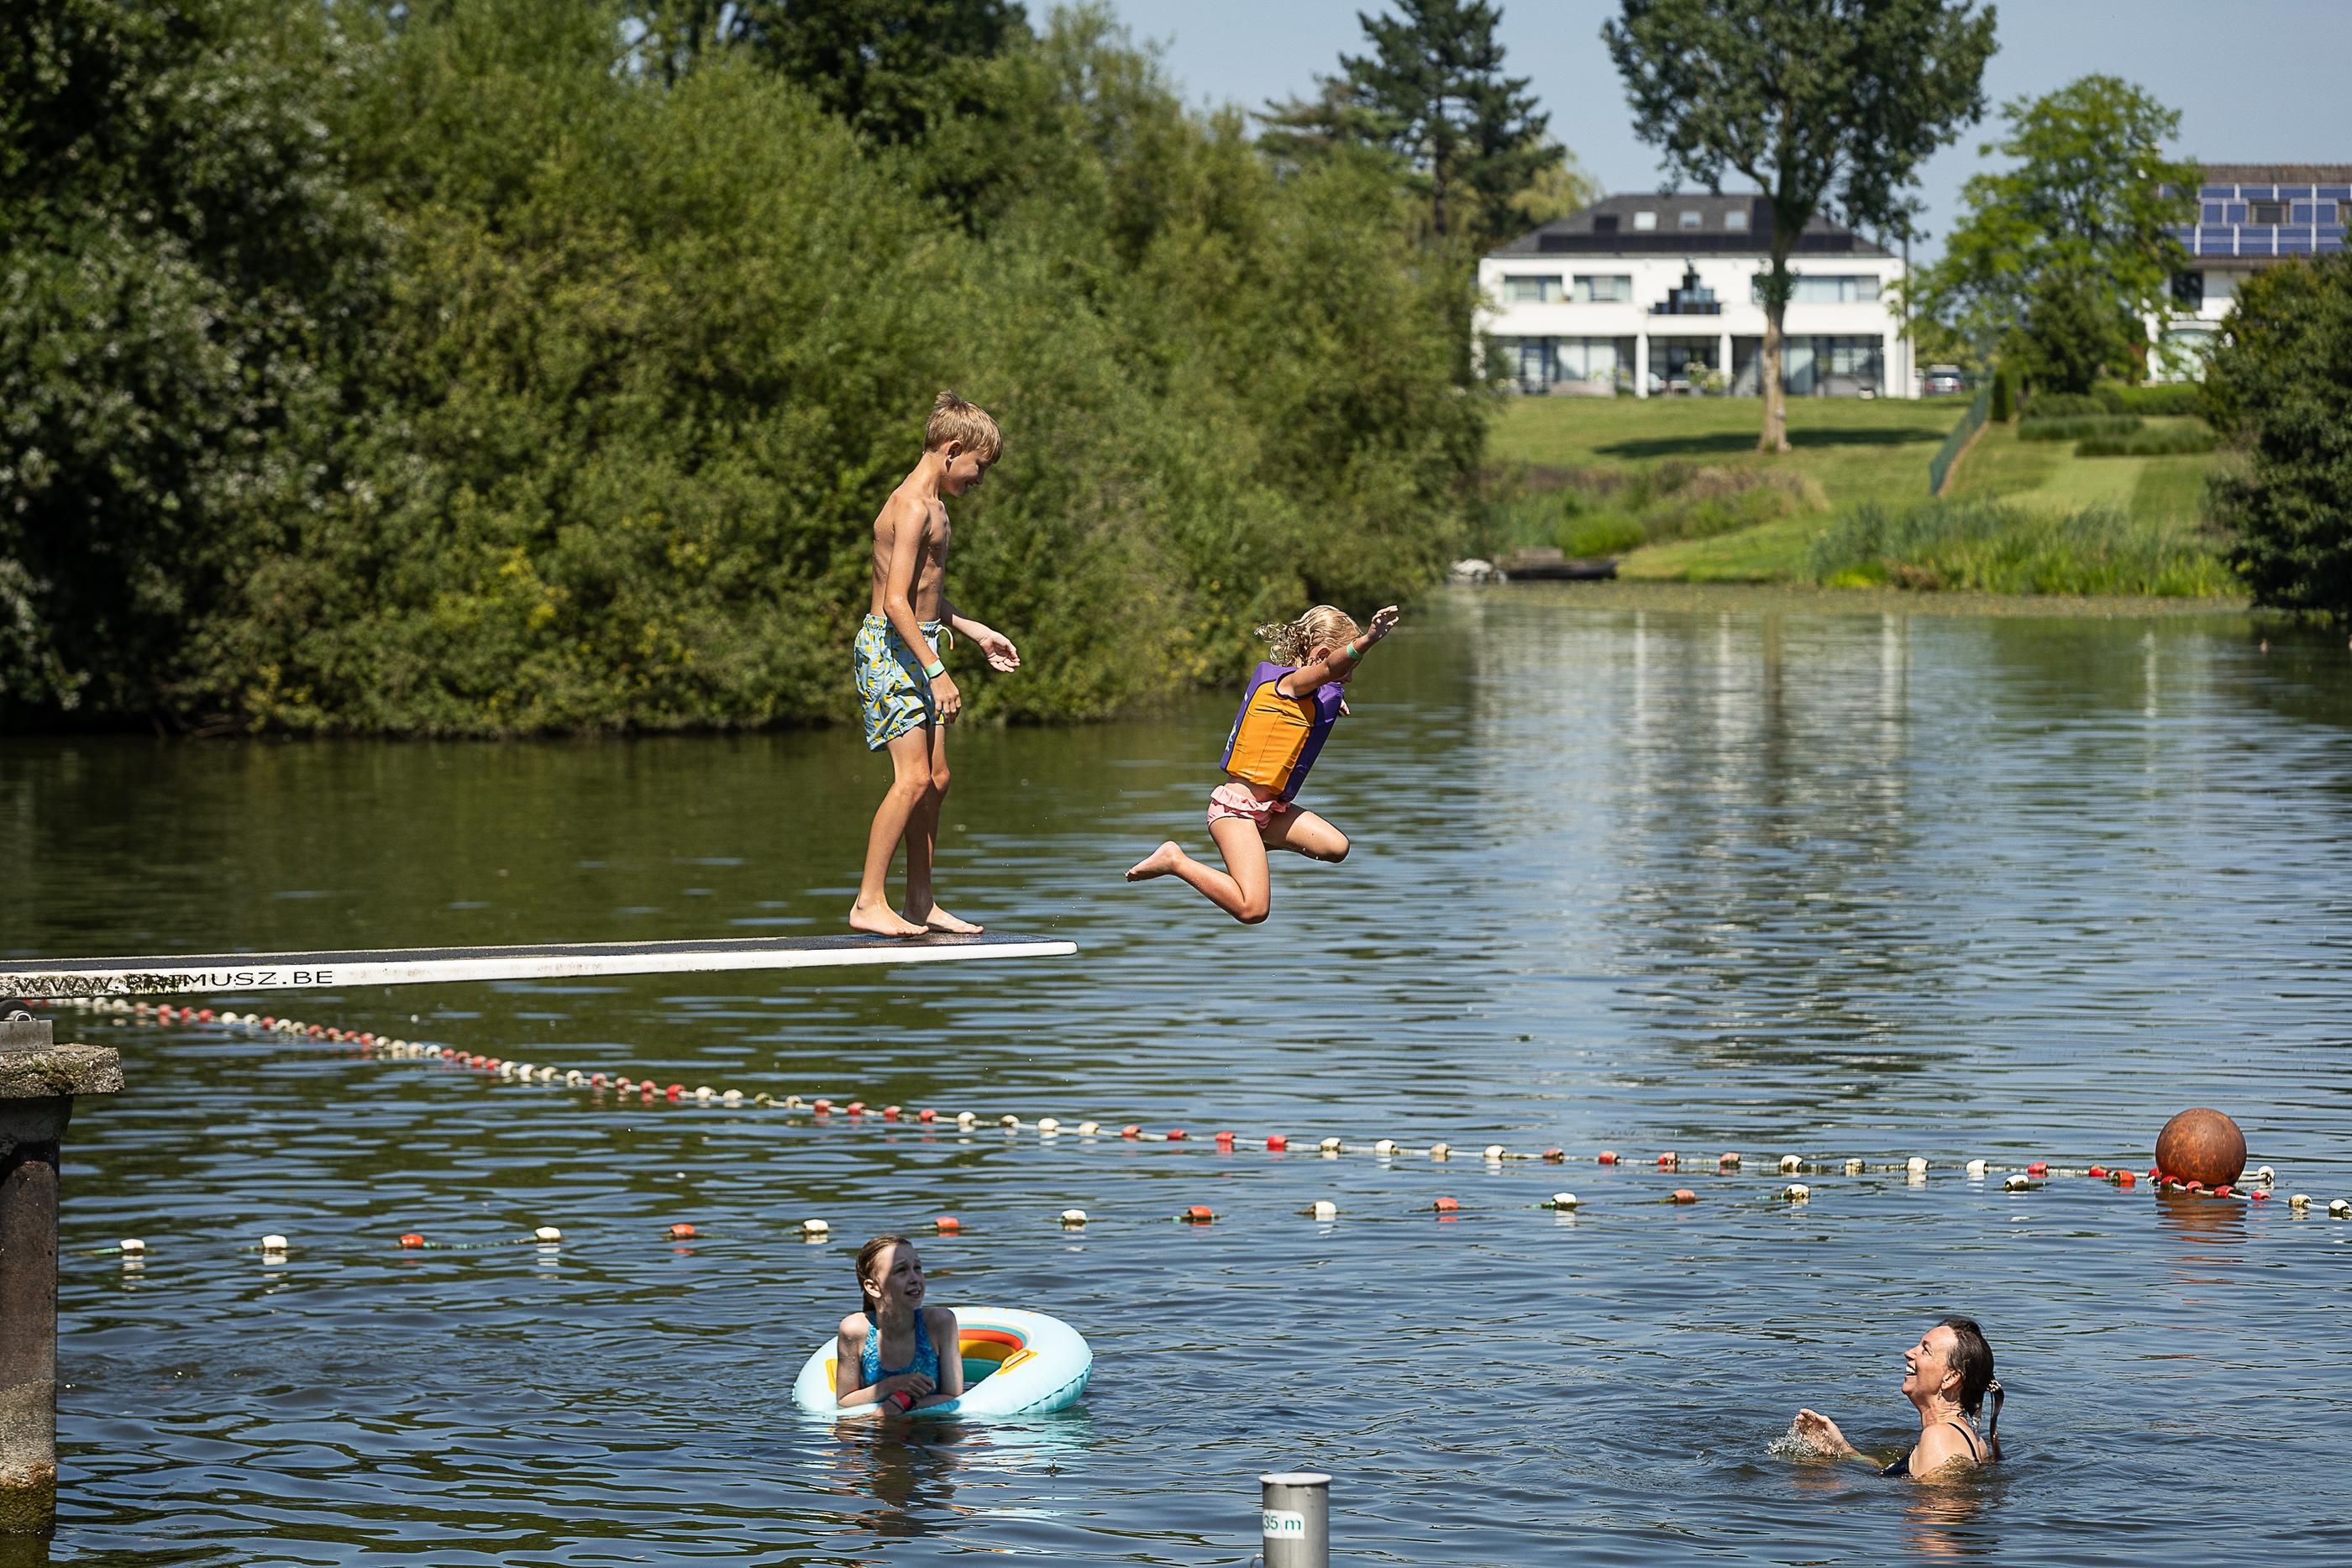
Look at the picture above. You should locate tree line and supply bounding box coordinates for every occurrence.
[4,0,1570,735]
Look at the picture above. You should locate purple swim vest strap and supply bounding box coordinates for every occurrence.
[1219,661,1345,803]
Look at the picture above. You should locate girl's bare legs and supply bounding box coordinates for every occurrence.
[1126,818,1273,923]
[1262,808,1349,863]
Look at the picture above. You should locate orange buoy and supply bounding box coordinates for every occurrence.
[813,1099,832,1114]
[918,1108,937,1122]
[398,1233,425,1248]
[1266,1135,1289,1151]
[1541,1148,1565,1163]
[1432,1197,1459,1213]
[935,1215,960,1232]
[1671,1188,1697,1204]
[669,1223,696,1239]
[844,1100,864,1115]
[1215,1130,1236,1148]
[1121,1125,1142,1140]
[2156,1109,2246,1189]
[883,1105,901,1120]
[1181,1205,1213,1223]
[1167,1128,1187,1141]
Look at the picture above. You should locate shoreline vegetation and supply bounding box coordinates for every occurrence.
[3,1,1486,738]
[1484,394,2239,601]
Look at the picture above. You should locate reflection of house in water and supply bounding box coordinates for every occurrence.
[2154,163,2351,380]
[1477,192,1912,399]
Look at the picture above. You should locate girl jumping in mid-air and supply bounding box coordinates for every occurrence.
[1126,604,1399,923]
[834,1234,963,1415]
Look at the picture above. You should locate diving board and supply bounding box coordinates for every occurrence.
[0,932,1077,999]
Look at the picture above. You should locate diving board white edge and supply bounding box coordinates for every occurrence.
[1,933,1078,999]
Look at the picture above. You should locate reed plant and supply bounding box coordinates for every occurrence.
[1809,498,2236,597]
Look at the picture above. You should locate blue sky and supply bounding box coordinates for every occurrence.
[1100,1,2351,259]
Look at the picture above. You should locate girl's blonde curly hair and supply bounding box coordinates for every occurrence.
[1255,605,1361,666]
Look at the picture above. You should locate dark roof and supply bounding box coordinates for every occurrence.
[2197,163,2352,185]
[1488,192,1893,259]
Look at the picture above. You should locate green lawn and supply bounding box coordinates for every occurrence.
[1494,396,2225,586]
[1494,394,1965,514]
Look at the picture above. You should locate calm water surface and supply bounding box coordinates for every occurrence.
[6,588,2350,1566]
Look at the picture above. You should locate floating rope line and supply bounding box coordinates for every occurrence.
[33,999,2352,1230]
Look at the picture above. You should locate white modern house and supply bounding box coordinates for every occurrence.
[1478,193,1913,398]
[2153,163,2350,379]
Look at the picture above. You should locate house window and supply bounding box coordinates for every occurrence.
[1573,275,1632,303]
[1504,275,1565,304]
[1633,210,1658,231]
[2249,200,2287,224]
[1723,209,1750,231]
[1593,214,1620,234]
[1753,274,1881,304]
[2171,270,2204,311]
[2339,200,2351,225]
[1678,210,1702,229]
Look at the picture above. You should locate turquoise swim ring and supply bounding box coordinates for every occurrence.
[790,1307,1092,1419]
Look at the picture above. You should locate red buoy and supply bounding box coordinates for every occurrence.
[669,1223,696,1239]
[1166,1128,1187,1141]
[2026,1162,2049,1177]
[935,1215,960,1232]
[666,1083,683,1102]
[1542,1148,1566,1163]
[2155,1108,2246,1189]
[1266,1135,1289,1151]
[398,1233,425,1248]
[1215,1130,1236,1149]
[1598,1151,1620,1165]
[918,1108,937,1123]
[1432,1197,1459,1213]
[1121,1125,1142,1140]
[1181,1205,1213,1223]
[1671,1189,1697,1204]
[882,1105,901,1120]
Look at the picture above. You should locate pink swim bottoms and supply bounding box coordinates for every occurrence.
[1206,781,1290,830]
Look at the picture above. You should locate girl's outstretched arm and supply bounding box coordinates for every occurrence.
[1279,606,1400,695]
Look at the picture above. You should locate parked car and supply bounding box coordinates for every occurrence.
[1923,364,1966,396]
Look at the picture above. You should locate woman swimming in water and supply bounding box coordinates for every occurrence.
[1794,1317,2003,1479]
[1125,604,1399,923]
[834,1235,963,1415]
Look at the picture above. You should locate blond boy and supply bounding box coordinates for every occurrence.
[848,391,1021,938]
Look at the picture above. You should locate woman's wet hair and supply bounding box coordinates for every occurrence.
[1937,1315,2003,1460]
[855,1234,912,1320]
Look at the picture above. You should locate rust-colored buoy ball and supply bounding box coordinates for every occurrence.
[2156,1108,2246,1188]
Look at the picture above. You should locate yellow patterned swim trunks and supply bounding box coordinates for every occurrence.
[853,613,949,751]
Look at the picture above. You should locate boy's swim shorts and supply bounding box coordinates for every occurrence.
[854,613,949,751]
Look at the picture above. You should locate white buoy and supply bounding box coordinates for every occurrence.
[1778,1154,1803,1174]
[801,1218,830,1237]
[534,1226,562,1243]
[784,1094,806,1109]
[1429,1142,1452,1161]
[1059,1209,1088,1226]
[1373,1139,1399,1156]
[2003,1173,2031,1192]
[2254,1165,2276,1185]
[1000,1114,1021,1130]
[2288,1193,2312,1209]
[694,1085,714,1102]
[1549,1193,1579,1209]
[1078,1121,1100,1136]
[1783,1183,1810,1201]
[260,1234,289,1251]
[721,1088,742,1106]
[1844,1157,1865,1175]
[118,1238,145,1254]
[2332,1199,2351,1219]
[1310,1199,1338,1220]
[1966,1158,1988,1177]
[1319,1136,1343,1154]
[1483,1144,1506,1162]
[956,1111,978,1129]
[1906,1156,1929,1175]
[1037,1117,1061,1135]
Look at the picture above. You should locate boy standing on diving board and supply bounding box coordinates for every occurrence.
[848,391,1022,939]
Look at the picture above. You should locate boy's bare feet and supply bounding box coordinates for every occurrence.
[849,900,930,938]
[906,904,984,935]
[1125,842,1184,882]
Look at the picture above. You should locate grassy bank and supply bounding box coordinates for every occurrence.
[1490,396,2236,597]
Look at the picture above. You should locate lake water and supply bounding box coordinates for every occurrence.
[7,586,2350,1566]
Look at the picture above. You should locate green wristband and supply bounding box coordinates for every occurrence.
[922,658,946,679]
[1343,640,1362,661]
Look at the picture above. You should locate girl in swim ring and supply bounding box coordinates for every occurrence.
[1126,604,1400,923]
[835,1234,963,1415]
[1795,1317,2003,1479]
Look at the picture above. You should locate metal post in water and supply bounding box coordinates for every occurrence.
[0,1013,122,1537]
[1259,1471,1331,1568]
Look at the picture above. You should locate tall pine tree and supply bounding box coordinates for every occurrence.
[1261,1,1554,249]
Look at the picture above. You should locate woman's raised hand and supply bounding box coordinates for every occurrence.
[1793,1408,1856,1456]
[1367,606,1401,642]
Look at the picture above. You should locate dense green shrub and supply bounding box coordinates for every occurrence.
[2202,252,2352,617]
[1810,498,2234,597]
[2024,391,2121,419]
[2074,426,2216,457]
[2019,415,2143,441]
[2107,381,2201,416]
[1989,364,2016,422]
